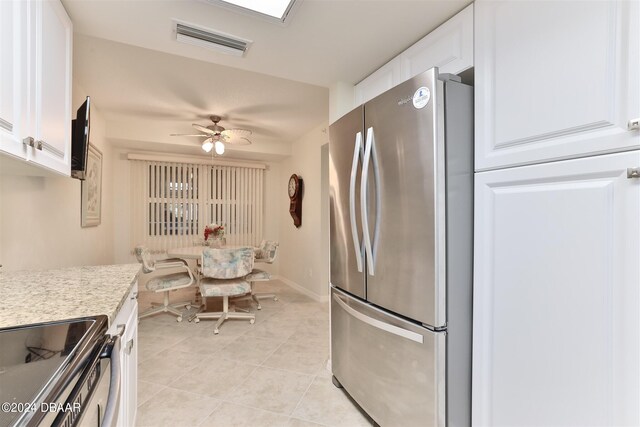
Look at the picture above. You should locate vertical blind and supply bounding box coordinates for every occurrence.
[130,160,264,253]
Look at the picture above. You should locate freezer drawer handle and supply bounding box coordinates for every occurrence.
[333,293,424,344]
[361,127,381,276]
[350,132,364,272]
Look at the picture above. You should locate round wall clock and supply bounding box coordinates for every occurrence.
[288,174,303,227]
[288,174,300,199]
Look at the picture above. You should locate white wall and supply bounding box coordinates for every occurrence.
[0,84,115,271]
[277,122,330,300]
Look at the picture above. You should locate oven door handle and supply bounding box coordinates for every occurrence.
[100,332,122,427]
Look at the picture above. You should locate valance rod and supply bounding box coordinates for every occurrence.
[127,152,267,169]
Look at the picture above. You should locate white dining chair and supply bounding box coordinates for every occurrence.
[194,247,255,334]
[134,246,195,322]
[248,240,280,309]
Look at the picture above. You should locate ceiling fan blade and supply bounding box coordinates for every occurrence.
[222,128,252,137]
[193,124,215,134]
[224,135,252,146]
[170,133,208,137]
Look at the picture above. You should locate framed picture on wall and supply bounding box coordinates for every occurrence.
[81,143,102,227]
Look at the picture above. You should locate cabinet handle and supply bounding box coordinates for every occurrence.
[627,168,640,179]
[629,118,640,131]
[35,140,43,150]
[125,338,134,355]
[22,136,35,147]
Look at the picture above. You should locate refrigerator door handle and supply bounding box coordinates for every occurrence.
[371,127,381,270]
[361,127,380,276]
[349,132,364,272]
[333,293,424,344]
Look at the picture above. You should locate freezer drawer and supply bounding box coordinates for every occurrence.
[331,287,445,427]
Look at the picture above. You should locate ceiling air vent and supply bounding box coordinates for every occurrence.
[174,21,252,57]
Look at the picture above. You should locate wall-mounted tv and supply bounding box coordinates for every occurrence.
[71,96,91,180]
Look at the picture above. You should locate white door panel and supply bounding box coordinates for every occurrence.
[400,4,473,80]
[354,58,402,106]
[473,151,640,425]
[0,0,28,160]
[29,0,72,175]
[475,0,640,170]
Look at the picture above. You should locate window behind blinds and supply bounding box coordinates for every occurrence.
[130,160,264,253]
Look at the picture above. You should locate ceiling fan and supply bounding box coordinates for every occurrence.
[170,115,252,155]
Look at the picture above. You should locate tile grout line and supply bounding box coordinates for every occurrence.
[288,373,320,422]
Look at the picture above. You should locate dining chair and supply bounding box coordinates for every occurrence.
[244,240,280,310]
[134,246,195,322]
[194,247,255,334]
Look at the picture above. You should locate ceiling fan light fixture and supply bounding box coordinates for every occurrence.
[215,141,225,155]
[202,139,214,153]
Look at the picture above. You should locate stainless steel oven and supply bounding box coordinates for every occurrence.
[0,316,122,427]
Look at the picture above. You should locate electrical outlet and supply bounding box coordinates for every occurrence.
[308,268,313,278]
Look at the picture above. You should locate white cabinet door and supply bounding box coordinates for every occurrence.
[399,4,473,80]
[473,151,640,426]
[119,298,138,427]
[0,0,28,160]
[108,286,138,427]
[354,57,402,105]
[27,0,72,175]
[475,0,640,171]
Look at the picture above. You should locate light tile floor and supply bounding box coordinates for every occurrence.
[136,279,374,427]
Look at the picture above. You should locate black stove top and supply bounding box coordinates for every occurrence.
[0,317,107,426]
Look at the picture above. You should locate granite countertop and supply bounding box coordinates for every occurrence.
[0,264,141,329]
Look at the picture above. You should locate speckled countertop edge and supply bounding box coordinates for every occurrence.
[0,264,141,329]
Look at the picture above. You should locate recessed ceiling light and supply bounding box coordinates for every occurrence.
[211,0,298,23]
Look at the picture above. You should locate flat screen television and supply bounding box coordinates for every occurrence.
[71,96,91,180]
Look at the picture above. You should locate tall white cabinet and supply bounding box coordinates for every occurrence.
[0,0,72,176]
[473,1,640,425]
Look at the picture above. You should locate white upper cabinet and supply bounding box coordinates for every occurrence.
[0,0,72,176]
[27,0,73,175]
[0,0,28,160]
[473,150,640,426]
[475,0,640,171]
[399,4,473,81]
[354,58,402,106]
[355,4,473,105]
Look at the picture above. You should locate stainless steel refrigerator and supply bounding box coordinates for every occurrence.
[329,68,473,427]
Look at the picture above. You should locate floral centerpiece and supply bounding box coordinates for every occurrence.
[204,223,225,241]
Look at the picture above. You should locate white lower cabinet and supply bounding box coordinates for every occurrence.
[108,286,138,427]
[473,150,640,426]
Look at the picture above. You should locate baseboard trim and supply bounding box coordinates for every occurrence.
[273,275,330,303]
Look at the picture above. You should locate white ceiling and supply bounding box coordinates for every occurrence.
[73,34,328,159]
[65,0,471,160]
